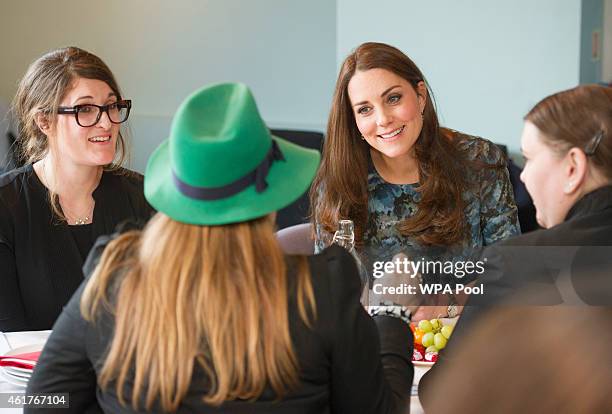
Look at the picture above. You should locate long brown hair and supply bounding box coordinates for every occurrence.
[525,84,612,180]
[310,42,474,246]
[11,46,129,221]
[81,213,316,412]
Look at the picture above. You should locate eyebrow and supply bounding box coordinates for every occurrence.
[73,92,117,105]
[352,85,401,107]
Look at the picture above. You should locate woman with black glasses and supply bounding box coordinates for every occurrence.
[0,47,153,331]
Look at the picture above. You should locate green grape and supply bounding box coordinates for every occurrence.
[429,319,442,331]
[418,320,433,333]
[441,325,453,339]
[425,345,439,353]
[422,332,435,347]
[434,333,447,350]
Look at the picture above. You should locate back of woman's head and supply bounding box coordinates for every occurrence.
[82,82,320,411]
[82,212,316,411]
[12,46,126,165]
[525,85,612,180]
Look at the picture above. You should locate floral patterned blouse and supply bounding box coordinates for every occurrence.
[314,133,520,284]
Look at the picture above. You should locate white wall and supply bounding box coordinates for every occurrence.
[0,0,336,172]
[0,1,594,168]
[337,0,582,158]
[604,0,612,82]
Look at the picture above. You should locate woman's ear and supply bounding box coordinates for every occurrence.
[563,147,588,194]
[416,81,428,113]
[34,112,52,135]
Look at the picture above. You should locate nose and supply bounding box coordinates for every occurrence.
[97,109,112,129]
[376,108,391,128]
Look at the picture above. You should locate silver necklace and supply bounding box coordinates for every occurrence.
[63,201,95,225]
[73,215,91,225]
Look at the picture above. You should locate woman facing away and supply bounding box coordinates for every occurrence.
[419,84,612,409]
[0,47,153,331]
[310,42,520,319]
[26,83,415,413]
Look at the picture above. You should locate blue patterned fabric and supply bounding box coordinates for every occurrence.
[315,133,520,283]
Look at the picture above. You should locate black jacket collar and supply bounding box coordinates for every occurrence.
[566,185,612,221]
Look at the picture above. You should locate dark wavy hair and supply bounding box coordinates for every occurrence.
[310,42,476,246]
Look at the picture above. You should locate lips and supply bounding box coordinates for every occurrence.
[378,125,404,140]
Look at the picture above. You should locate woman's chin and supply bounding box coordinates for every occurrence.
[88,154,117,167]
[372,144,411,160]
[535,214,547,229]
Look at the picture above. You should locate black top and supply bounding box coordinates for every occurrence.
[0,164,154,331]
[26,245,414,414]
[419,185,612,409]
[69,224,95,262]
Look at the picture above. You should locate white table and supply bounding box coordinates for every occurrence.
[0,331,51,413]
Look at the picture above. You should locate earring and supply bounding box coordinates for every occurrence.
[565,181,574,192]
[361,135,365,140]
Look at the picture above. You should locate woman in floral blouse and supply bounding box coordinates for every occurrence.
[310,42,520,320]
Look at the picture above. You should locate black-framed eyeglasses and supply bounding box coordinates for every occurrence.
[57,100,132,127]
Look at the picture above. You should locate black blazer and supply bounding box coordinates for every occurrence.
[419,185,612,409]
[0,164,153,331]
[26,245,414,414]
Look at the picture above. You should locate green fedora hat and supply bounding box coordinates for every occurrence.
[145,82,321,225]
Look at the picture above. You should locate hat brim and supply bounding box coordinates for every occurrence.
[144,136,321,225]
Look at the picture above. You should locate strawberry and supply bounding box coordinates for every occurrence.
[424,352,438,363]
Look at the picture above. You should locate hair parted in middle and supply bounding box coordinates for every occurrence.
[311,42,482,246]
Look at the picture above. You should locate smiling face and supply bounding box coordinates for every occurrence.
[48,77,119,167]
[347,68,426,162]
[520,121,573,228]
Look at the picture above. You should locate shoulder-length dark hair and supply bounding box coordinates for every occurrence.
[310,42,471,246]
